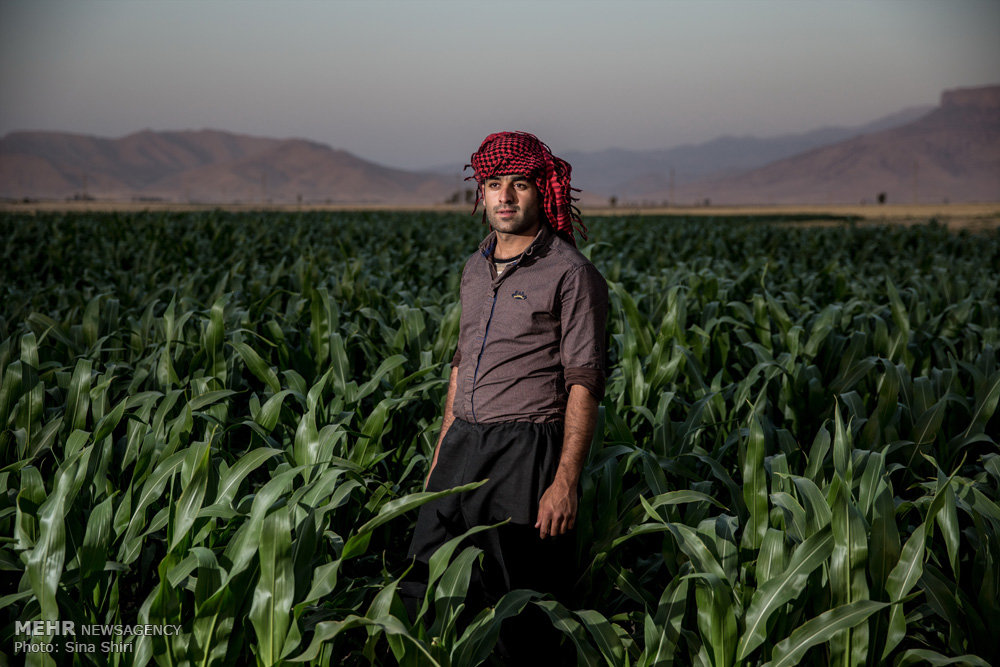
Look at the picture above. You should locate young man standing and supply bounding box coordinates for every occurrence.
[405,131,608,663]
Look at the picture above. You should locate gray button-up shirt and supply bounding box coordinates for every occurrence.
[450,224,609,424]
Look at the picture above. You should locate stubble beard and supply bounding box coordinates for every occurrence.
[487,205,541,236]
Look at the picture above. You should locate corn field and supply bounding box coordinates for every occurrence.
[1,210,998,666]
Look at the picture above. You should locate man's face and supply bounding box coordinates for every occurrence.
[483,174,542,237]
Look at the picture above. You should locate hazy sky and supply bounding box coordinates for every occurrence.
[1,0,998,169]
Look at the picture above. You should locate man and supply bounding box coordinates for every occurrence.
[405,131,608,662]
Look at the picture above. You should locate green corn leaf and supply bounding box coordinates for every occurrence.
[210,446,283,510]
[741,412,768,550]
[188,388,236,412]
[169,438,211,551]
[738,528,834,661]
[419,521,508,623]
[885,278,911,341]
[329,332,351,400]
[451,589,540,666]
[356,354,409,403]
[803,304,838,358]
[755,528,788,586]
[869,483,901,597]
[684,452,743,518]
[881,523,926,660]
[934,471,961,581]
[611,281,654,358]
[119,450,186,564]
[856,451,885,520]
[770,490,807,541]
[804,425,831,483]
[15,465,46,549]
[79,494,115,581]
[26,450,86,620]
[341,480,486,561]
[688,571,737,667]
[536,599,603,667]
[0,359,23,431]
[254,389,293,432]
[920,563,973,639]
[963,370,1000,438]
[912,395,947,447]
[296,466,350,509]
[92,396,127,444]
[790,475,832,536]
[64,358,92,433]
[223,467,301,580]
[299,558,342,608]
[361,579,406,661]
[249,505,295,667]
[19,333,43,437]
[232,341,281,393]
[353,397,395,468]
[643,489,728,517]
[894,648,991,666]
[191,578,235,666]
[643,572,690,666]
[293,407,321,470]
[666,522,729,583]
[831,402,851,481]
[309,287,333,367]
[431,546,483,641]
[289,615,433,664]
[763,600,889,667]
[577,608,629,667]
[828,473,870,666]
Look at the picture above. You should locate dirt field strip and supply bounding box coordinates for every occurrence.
[2,200,997,230]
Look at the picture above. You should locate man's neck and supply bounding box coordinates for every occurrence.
[494,224,540,259]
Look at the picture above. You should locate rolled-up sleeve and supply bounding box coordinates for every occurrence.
[560,263,609,400]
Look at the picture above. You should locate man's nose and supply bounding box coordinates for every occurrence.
[498,184,515,202]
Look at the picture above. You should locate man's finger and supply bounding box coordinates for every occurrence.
[536,511,549,539]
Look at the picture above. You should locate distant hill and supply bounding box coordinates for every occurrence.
[0,129,455,204]
[668,85,1000,205]
[560,105,934,198]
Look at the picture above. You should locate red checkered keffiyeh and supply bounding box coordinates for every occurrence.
[467,131,587,245]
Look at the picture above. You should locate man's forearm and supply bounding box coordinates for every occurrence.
[426,366,458,484]
[554,384,599,486]
[535,384,599,537]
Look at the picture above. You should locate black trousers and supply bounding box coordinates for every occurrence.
[403,418,577,664]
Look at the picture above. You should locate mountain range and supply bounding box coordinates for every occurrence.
[0,131,454,204]
[1,85,997,206]
[560,106,933,197]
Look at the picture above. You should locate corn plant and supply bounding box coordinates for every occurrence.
[1,211,997,665]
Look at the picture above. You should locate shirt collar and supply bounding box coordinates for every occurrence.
[478,223,553,259]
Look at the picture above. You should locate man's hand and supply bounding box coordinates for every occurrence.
[535,476,578,539]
